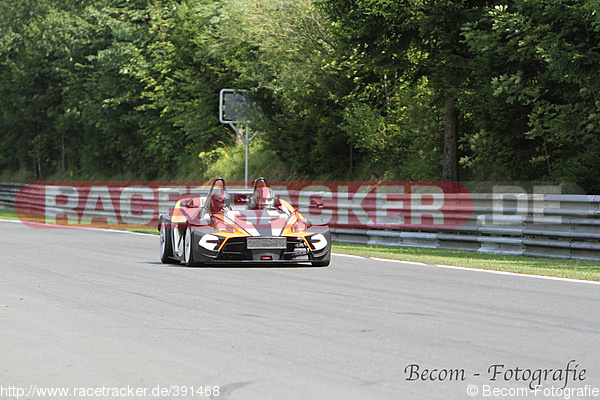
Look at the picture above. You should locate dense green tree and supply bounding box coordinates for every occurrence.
[0,0,103,177]
[0,0,235,179]
[1,0,600,192]
[463,0,600,190]
[190,0,358,178]
[317,0,496,181]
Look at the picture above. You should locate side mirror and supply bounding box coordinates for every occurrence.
[310,199,324,209]
[185,200,198,208]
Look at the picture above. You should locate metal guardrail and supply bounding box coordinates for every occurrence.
[327,194,600,261]
[290,191,600,261]
[3,182,600,261]
[0,182,23,210]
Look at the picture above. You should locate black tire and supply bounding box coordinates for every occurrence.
[184,226,202,267]
[312,259,330,267]
[159,218,178,264]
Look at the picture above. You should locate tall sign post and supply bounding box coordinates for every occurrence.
[219,89,258,188]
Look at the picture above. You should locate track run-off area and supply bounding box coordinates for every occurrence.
[1,220,600,400]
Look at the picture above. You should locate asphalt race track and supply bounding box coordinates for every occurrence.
[2,220,600,400]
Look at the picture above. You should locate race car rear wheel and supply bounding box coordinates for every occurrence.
[184,226,201,267]
[159,218,178,264]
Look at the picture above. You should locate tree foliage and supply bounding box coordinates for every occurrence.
[462,0,600,190]
[0,0,599,191]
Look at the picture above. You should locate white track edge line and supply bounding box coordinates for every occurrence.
[333,253,600,286]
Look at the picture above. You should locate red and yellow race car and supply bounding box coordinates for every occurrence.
[158,177,331,267]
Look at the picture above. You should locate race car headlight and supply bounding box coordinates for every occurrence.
[308,233,327,251]
[199,234,221,251]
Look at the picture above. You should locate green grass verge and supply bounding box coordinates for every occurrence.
[0,208,18,220]
[2,207,598,281]
[333,242,600,282]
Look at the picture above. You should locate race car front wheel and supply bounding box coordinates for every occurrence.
[184,227,201,267]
